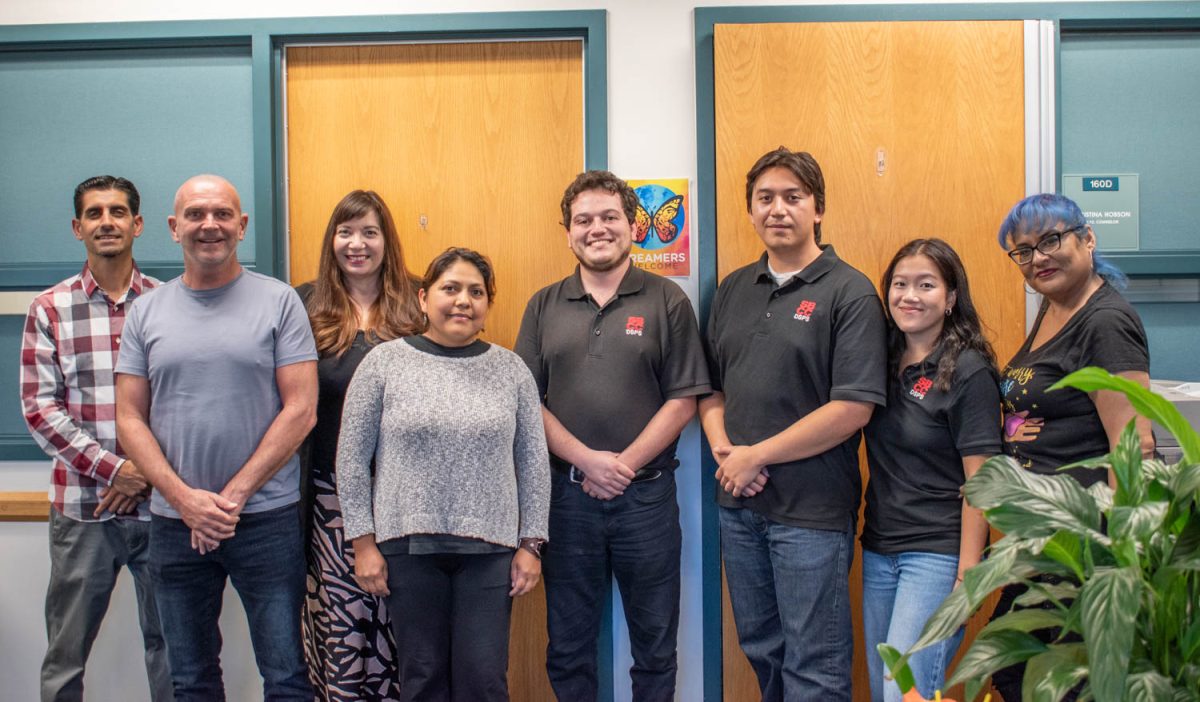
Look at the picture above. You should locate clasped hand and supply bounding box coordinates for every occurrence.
[575,449,636,500]
[177,487,240,555]
[94,460,151,518]
[712,444,770,497]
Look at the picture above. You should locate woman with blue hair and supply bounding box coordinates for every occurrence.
[990,193,1155,700]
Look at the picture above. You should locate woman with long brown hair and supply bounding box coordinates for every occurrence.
[296,189,422,701]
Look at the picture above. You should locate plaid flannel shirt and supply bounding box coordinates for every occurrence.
[20,263,159,521]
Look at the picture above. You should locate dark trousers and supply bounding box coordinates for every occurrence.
[544,470,682,702]
[42,510,172,702]
[384,550,514,702]
[150,503,312,702]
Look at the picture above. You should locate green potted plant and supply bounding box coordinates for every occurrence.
[878,367,1200,702]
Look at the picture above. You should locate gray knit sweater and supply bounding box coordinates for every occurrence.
[336,338,550,548]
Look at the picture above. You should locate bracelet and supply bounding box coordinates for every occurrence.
[519,538,545,560]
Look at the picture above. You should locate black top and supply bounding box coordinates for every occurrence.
[514,264,711,472]
[862,347,1001,555]
[705,247,887,530]
[295,283,377,484]
[1001,282,1149,487]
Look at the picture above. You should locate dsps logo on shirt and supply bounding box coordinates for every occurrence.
[909,376,933,400]
[625,316,645,336]
[793,300,816,322]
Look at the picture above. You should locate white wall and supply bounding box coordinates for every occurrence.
[0,1,1124,700]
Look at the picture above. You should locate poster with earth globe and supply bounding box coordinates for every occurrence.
[628,178,690,277]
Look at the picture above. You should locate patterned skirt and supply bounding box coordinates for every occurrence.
[302,471,402,701]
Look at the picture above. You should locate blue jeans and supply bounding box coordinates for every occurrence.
[544,469,682,702]
[861,549,963,702]
[719,506,854,702]
[150,503,312,701]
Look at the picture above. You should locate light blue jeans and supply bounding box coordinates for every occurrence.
[861,549,963,702]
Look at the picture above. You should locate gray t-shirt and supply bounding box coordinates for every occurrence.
[117,270,318,518]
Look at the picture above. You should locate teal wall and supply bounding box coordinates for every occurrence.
[1134,302,1200,381]
[1061,29,1200,381]
[0,45,256,267]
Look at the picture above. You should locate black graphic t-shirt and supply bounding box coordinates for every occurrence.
[1001,282,1149,487]
[863,347,1001,555]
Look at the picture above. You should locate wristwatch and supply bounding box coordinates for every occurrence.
[519,538,546,560]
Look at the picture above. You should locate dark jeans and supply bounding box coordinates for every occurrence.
[42,510,172,702]
[544,469,682,702]
[719,506,855,702]
[150,503,312,702]
[383,550,514,702]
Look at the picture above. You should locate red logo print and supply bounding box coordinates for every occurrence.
[793,300,816,322]
[910,376,933,400]
[625,316,645,336]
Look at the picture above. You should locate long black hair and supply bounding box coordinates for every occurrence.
[880,238,996,390]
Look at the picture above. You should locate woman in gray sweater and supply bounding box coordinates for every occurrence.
[336,247,550,702]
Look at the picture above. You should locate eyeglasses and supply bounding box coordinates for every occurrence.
[1006,226,1083,265]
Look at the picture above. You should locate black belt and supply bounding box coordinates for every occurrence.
[567,466,663,484]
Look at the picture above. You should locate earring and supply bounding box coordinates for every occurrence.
[945,308,952,317]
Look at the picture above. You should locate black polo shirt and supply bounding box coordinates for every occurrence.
[514,264,711,471]
[705,246,887,530]
[861,347,1001,555]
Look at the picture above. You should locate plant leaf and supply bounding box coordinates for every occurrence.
[947,629,1048,689]
[1042,531,1086,581]
[1022,643,1089,702]
[1124,669,1175,702]
[876,643,916,693]
[1059,454,1116,474]
[981,607,1066,636]
[1181,602,1200,661]
[1172,462,1200,504]
[1109,502,1169,542]
[1108,421,1146,505]
[1052,368,1200,465]
[1142,458,1175,487]
[966,456,1104,539]
[1013,580,1080,608]
[1168,512,1200,571]
[1087,480,1115,512]
[1176,664,1200,700]
[1079,567,1142,702]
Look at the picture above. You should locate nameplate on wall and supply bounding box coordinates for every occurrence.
[1062,173,1139,251]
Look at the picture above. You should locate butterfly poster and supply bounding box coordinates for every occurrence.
[628,178,690,277]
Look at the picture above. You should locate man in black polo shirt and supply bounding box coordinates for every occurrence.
[700,147,886,700]
[515,170,710,702]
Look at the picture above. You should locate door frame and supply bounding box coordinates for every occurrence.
[694,3,1200,699]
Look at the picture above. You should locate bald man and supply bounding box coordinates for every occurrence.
[115,175,318,701]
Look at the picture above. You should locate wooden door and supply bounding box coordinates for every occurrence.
[285,39,584,701]
[714,21,1028,700]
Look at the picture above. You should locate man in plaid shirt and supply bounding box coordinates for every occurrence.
[20,175,172,702]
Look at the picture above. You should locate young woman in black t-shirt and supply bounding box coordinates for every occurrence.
[862,238,1001,702]
[990,193,1154,701]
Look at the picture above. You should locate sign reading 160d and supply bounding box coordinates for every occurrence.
[1062,173,1139,251]
[1084,177,1119,191]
